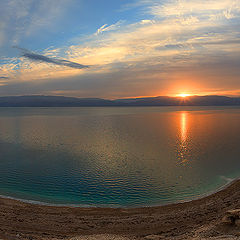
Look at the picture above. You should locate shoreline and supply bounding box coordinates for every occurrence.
[1,179,240,239]
[0,176,236,209]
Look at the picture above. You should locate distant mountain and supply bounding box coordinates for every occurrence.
[0,95,114,107]
[115,95,240,106]
[0,95,240,107]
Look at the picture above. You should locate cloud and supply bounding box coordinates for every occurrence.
[0,0,75,48]
[96,24,108,35]
[145,0,240,22]
[140,19,155,25]
[95,20,124,35]
[1,54,240,99]
[0,0,240,98]
[15,47,89,69]
[0,76,9,79]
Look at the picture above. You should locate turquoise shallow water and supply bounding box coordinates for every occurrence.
[0,106,240,207]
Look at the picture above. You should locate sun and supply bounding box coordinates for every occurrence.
[177,93,191,98]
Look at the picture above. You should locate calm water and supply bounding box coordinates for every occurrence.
[0,106,240,207]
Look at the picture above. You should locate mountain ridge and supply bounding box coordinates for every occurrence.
[0,95,239,107]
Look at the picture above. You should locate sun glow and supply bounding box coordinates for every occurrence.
[177,93,191,98]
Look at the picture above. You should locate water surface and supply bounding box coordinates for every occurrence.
[0,106,240,207]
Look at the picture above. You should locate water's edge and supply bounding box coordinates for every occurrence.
[0,176,238,209]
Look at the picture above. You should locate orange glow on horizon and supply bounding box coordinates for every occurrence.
[108,89,240,100]
[177,93,192,98]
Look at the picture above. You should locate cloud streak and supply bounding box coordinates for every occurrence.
[15,47,89,69]
[95,20,124,35]
[0,0,239,98]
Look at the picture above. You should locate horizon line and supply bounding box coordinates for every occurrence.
[0,94,239,100]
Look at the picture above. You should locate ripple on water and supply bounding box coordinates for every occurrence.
[0,107,240,207]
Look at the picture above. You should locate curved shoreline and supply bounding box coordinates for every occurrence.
[0,176,236,209]
[1,179,240,239]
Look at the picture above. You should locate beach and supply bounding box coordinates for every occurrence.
[0,179,240,240]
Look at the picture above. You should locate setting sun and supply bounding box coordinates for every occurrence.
[177,93,191,98]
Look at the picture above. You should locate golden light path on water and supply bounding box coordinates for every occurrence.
[0,107,240,206]
[180,112,187,142]
[178,111,189,165]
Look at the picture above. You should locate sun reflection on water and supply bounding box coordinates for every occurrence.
[180,112,187,142]
[177,112,190,165]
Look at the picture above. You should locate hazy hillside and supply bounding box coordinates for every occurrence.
[0,95,240,107]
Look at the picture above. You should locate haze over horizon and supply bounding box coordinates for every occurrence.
[0,0,240,98]
[0,93,240,100]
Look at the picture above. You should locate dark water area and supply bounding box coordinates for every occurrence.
[0,106,240,207]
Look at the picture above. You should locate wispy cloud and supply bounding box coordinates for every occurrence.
[139,19,155,25]
[95,20,124,35]
[147,0,240,19]
[0,0,240,98]
[0,0,74,47]
[15,47,89,69]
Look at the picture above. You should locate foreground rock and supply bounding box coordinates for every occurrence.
[222,209,240,225]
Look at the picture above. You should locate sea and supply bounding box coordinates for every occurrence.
[0,106,239,207]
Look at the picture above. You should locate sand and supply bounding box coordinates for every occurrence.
[1,179,240,240]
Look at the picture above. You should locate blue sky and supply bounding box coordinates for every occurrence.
[0,0,240,98]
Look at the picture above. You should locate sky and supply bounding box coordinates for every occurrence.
[0,0,240,99]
